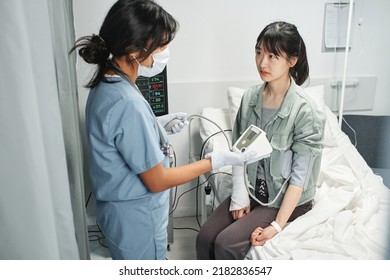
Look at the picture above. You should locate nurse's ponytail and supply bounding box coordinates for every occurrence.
[70,34,110,88]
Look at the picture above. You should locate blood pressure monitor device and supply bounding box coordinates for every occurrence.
[233,125,272,164]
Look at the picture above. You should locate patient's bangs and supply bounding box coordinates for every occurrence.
[259,32,285,57]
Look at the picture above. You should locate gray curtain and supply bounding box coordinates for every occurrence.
[0,0,89,259]
[48,0,90,260]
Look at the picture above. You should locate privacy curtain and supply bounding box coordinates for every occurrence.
[0,0,89,259]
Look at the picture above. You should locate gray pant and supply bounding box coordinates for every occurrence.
[196,197,313,260]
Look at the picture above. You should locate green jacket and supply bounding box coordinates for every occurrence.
[232,79,326,207]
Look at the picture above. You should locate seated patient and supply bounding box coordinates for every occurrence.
[196,21,326,260]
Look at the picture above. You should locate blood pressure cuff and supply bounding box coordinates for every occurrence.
[289,153,315,190]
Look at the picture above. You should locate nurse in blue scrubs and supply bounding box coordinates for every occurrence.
[70,0,255,260]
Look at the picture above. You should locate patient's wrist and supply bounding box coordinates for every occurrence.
[271,221,282,233]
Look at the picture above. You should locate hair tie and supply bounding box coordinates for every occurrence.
[92,34,107,50]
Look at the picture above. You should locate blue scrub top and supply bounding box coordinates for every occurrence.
[86,76,170,260]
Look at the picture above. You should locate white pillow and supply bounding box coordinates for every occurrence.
[227,87,246,128]
[199,107,231,141]
[303,85,339,147]
[303,85,326,112]
[322,106,339,147]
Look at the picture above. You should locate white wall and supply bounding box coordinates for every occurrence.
[73,0,390,217]
[157,0,390,113]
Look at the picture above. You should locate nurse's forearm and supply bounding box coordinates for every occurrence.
[140,159,212,192]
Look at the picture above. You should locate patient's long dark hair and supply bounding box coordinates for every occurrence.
[256,21,309,86]
[70,0,178,88]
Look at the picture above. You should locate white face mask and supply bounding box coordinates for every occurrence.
[135,47,170,78]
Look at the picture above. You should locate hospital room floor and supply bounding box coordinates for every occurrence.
[89,216,199,260]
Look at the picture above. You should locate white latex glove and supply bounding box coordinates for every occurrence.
[229,165,250,211]
[206,150,256,172]
[157,112,189,135]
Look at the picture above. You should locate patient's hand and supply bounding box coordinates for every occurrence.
[231,206,250,220]
[250,226,277,246]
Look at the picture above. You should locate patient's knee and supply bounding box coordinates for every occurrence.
[214,234,236,259]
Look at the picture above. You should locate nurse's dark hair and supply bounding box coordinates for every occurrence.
[69,0,178,88]
[256,21,309,86]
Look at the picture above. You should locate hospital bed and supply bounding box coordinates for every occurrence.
[189,85,390,259]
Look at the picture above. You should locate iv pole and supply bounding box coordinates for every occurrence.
[338,0,354,128]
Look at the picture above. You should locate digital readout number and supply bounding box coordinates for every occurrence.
[212,266,272,276]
